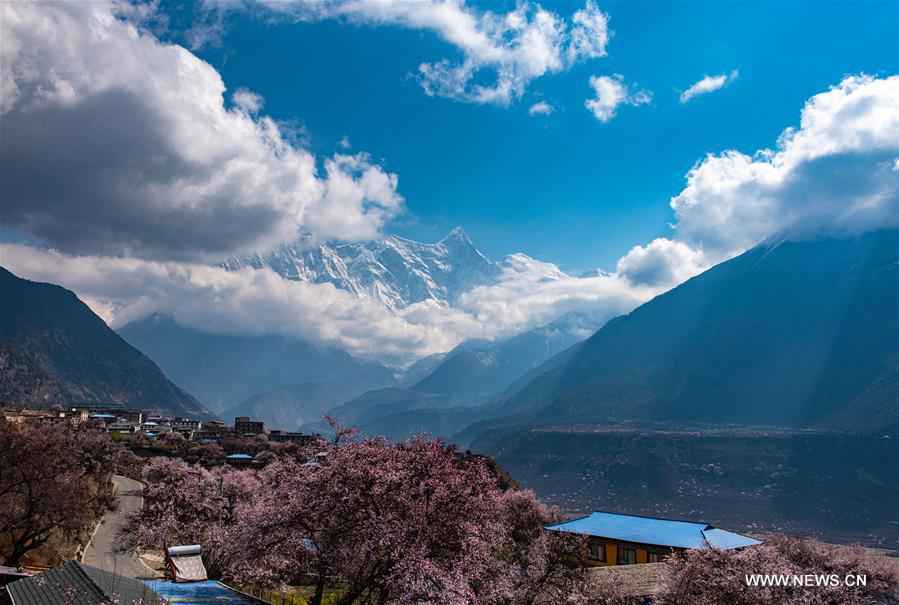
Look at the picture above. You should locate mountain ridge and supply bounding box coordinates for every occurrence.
[483,230,899,434]
[118,314,397,412]
[318,314,597,439]
[221,227,503,311]
[0,267,209,417]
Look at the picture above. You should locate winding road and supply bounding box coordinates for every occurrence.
[82,474,159,579]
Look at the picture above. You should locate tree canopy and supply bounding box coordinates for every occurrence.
[124,432,588,605]
[0,419,123,566]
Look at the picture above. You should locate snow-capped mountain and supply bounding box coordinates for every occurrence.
[222,227,503,310]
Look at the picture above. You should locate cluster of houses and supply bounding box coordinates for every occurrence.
[0,405,313,446]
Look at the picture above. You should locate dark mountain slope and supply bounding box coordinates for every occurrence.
[325,387,451,427]
[413,317,586,405]
[0,267,208,416]
[308,386,483,441]
[118,314,396,411]
[451,342,584,447]
[503,230,899,431]
[221,382,361,431]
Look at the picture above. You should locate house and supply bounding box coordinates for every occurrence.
[545,511,761,566]
[106,421,138,436]
[268,430,315,445]
[141,421,172,435]
[234,416,264,436]
[1,408,84,427]
[194,430,224,443]
[203,420,229,432]
[1,409,53,425]
[88,413,118,428]
[172,418,202,439]
[72,406,143,425]
[225,453,256,467]
[194,420,229,443]
[3,560,162,605]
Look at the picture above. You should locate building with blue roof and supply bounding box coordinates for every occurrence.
[225,453,256,467]
[545,511,761,566]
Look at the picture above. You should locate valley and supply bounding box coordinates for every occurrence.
[472,424,899,547]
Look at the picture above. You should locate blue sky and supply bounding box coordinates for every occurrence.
[156,0,898,271]
[2,0,898,360]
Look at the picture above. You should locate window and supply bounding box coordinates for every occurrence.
[588,541,605,562]
[618,547,637,565]
[647,551,664,563]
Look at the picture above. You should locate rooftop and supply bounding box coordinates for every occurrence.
[143,580,267,605]
[6,561,162,605]
[545,511,761,550]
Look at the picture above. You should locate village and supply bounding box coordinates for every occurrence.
[2,409,896,605]
[1,405,315,449]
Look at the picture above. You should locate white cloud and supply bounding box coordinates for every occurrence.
[0,244,455,364]
[201,0,611,106]
[567,1,613,64]
[456,254,654,330]
[0,0,403,261]
[232,87,264,113]
[528,101,554,116]
[0,244,656,366]
[338,135,352,149]
[616,239,708,287]
[303,153,404,241]
[670,74,899,257]
[680,69,739,103]
[584,74,651,122]
[624,74,899,293]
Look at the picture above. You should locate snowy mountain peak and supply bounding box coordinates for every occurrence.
[223,228,502,311]
[440,226,472,245]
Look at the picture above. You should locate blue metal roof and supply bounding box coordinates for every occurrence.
[545,511,760,550]
[702,527,762,549]
[144,580,266,604]
[226,453,253,459]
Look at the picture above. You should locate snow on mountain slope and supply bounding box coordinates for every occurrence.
[222,227,503,310]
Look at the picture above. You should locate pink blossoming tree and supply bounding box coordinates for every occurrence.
[121,456,259,578]
[125,432,590,604]
[657,535,899,605]
[0,419,123,566]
